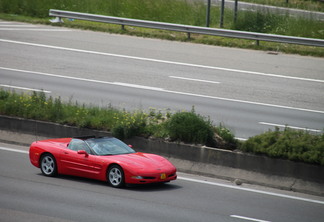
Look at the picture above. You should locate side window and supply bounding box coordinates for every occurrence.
[68,139,91,153]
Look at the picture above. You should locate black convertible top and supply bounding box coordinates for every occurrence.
[72,135,109,140]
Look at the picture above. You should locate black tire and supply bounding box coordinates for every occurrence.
[40,153,57,177]
[107,165,125,188]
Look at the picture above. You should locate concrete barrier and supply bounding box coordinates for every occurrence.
[0,115,323,195]
[124,136,324,184]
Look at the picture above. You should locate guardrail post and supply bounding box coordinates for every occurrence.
[187,32,191,40]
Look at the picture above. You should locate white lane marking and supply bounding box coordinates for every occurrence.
[259,122,322,133]
[230,215,270,222]
[0,146,323,205]
[1,66,324,114]
[0,67,117,84]
[113,82,164,91]
[0,28,71,31]
[0,38,323,84]
[0,84,51,93]
[165,89,324,114]
[169,76,220,84]
[0,147,28,154]
[0,25,36,27]
[178,176,324,205]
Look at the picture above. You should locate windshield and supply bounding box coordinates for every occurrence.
[85,137,135,156]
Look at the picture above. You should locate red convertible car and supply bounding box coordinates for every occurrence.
[29,136,177,187]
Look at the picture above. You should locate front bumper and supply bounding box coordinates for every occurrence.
[126,171,177,184]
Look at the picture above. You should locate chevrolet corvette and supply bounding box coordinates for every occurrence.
[29,136,177,187]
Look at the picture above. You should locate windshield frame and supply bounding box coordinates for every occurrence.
[84,137,135,156]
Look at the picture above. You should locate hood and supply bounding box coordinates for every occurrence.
[104,152,174,171]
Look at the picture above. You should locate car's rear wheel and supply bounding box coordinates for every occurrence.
[107,165,125,188]
[40,153,57,177]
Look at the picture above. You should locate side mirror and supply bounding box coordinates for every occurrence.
[77,150,89,157]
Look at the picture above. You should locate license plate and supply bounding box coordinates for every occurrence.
[160,173,166,180]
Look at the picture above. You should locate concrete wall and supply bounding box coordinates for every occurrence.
[124,136,324,184]
[0,115,112,138]
[1,115,323,195]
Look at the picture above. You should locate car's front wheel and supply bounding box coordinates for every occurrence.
[40,153,57,177]
[107,165,125,188]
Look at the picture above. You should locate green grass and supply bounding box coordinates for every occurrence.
[232,10,324,38]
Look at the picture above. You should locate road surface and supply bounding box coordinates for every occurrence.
[0,143,323,222]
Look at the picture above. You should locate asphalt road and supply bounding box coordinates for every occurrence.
[0,21,323,139]
[1,143,324,222]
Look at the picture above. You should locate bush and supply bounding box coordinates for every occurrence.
[111,111,146,140]
[165,110,216,146]
[214,124,237,149]
[240,127,324,165]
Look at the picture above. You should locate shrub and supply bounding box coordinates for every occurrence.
[165,110,215,146]
[240,127,324,165]
[214,124,237,149]
[112,111,147,140]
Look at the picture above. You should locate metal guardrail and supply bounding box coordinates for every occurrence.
[49,9,324,47]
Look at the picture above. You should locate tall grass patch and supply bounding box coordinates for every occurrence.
[232,10,324,39]
[241,127,324,165]
[0,0,208,24]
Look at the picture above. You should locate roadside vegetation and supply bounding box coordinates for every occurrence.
[0,90,237,149]
[241,128,324,165]
[0,90,323,165]
[0,0,323,56]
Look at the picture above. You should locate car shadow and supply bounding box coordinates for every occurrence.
[38,173,182,191]
[126,182,182,192]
